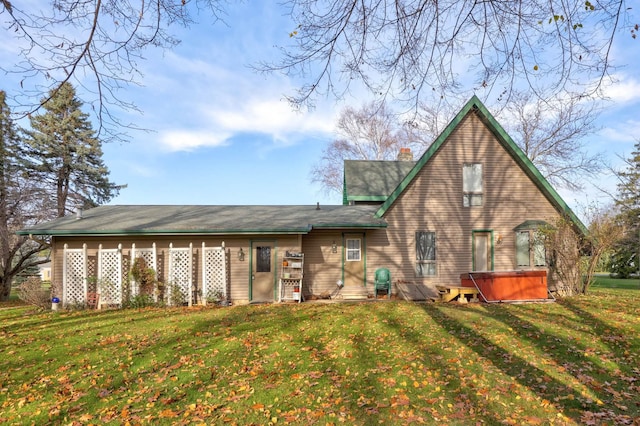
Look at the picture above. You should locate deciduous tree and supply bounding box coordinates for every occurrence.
[310,102,423,195]
[541,205,621,296]
[267,0,636,108]
[0,90,49,301]
[1,1,636,122]
[499,92,605,191]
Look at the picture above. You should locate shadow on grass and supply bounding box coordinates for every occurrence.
[421,299,640,424]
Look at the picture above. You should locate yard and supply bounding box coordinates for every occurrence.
[0,281,638,425]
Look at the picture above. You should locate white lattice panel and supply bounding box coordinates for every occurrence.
[169,245,192,306]
[130,246,157,298]
[98,247,122,306]
[63,246,87,306]
[203,246,226,303]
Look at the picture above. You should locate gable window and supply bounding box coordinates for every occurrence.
[416,231,436,276]
[516,230,546,267]
[346,238,361,261]
[463,163,483,207]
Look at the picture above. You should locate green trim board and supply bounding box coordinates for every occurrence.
[346,195,389,202]
[374,96,587,236]
[18,205,387,237]
[513,220,550,231]
[20,228,312,237]
[340,232,367,287]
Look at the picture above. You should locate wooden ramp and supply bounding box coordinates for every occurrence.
[436,285,480,303]
[395,281,433,301]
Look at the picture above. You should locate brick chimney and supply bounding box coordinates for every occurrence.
[397,147,413,161]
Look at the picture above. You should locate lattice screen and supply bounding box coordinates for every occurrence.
[63,245,87,306]
[202,245,227,304]
[168,245,192,306]
[131,245,157,300]
[98,246,122,307]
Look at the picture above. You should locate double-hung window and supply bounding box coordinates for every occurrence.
[416,231,436,276]
[463,163,483,207]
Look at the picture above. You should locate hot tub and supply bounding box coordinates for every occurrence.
[460,270,548,302]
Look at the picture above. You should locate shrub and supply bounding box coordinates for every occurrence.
[17,277,51,309]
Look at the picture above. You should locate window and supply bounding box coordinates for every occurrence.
[516,230,546,267]
[346,239,361,261]
[416,231,436,276]
[516,232,530,266]
[256,246,271,272]
[463,163,483,206]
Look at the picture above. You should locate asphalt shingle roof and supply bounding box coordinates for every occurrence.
[344,160,416,201]
[18,204,387,236]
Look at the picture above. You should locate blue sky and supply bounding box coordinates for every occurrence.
[2,3,639,216]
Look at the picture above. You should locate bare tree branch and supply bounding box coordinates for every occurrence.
[499,91,606,191]
[1,0,227,139]
[262,0,635,109]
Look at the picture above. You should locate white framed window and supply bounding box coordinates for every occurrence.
[346,238,361,261]
[463,163,483,207]
[416,231,436,277]
[516,230,546,267]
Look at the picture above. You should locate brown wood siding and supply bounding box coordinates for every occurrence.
[50,235,302,305]
[367,112,562,290]
[302,231,344,297]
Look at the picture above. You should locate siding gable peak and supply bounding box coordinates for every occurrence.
[373,95,587,236]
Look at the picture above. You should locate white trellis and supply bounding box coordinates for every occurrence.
[63,244,88,306]
[130,243,158,301]
[168,243,193,306]
[97,244,123,308]
[202,242,227,305]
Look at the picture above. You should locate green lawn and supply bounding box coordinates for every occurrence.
[591,275,640,290]
[1,288,638,425]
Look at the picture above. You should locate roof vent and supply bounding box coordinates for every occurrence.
[76,208,83,220]
[316,202,321,210]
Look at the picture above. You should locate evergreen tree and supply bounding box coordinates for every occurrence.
[0,90,49,301]
[21,83,123,217]
[612,141,640,278]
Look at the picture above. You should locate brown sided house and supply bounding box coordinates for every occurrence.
[18,96,586,307]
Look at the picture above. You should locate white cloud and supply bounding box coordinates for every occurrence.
[159,130,232,151]
[144,51,338,152]
[600,119,640,144]
[600,74,640,104]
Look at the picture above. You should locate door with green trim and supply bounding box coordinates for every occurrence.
[252,243,275,302]
[344,234,365,287]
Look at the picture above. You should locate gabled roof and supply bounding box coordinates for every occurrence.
[343,160,416,204]
[374,95,588,235]
[17,205,387,237]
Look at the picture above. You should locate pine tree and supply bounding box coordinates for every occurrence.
[21,83,123,217]
[612,141,640,278]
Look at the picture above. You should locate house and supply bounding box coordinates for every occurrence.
[17,96,586,307]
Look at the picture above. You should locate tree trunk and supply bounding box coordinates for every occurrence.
[0,275,11,301]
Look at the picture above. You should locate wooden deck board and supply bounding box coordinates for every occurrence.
[436,285,479,303]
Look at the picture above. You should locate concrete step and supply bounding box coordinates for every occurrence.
[339,286,369,300]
